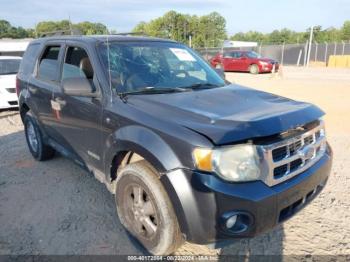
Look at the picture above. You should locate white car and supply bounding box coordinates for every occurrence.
[0,56,21,109]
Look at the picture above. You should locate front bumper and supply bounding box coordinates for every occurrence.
[161,145,332,244]
[260,63,279,72]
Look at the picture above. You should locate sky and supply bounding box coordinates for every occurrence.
[1,0,349,35]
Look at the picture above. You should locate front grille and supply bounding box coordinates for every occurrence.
[259,121,327,187]
[278,179,327,222]
[5,88,16,93]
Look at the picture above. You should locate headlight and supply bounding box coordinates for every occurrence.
[259,61,268,66]
[193,144,261,182]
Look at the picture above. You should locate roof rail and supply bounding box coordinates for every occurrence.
[40,29,82,38]
[110,31,149,37]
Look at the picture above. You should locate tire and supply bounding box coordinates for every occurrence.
[249,64,259,74]
[215,63,222,69]
[24,113,55,161]
[115,160,183,255]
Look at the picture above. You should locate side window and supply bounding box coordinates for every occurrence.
[62,47,94,81]
[37,46,61,82]
[231,52,241,58]
[223,52,232,58]
[19,43,40,74]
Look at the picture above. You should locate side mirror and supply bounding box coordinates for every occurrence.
[215,68,226,80]
[62,77,99,97]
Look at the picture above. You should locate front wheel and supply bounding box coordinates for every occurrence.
[215,63,223,69]
[249,64,259,74]
[115,160,183,255]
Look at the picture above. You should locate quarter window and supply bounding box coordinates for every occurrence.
[19,43,40,74]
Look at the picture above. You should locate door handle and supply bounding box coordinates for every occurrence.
[55,97,66,106]
[28,86,37,93]
[51,97,66,111]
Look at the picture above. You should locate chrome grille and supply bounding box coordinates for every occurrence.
[258,121,327,187]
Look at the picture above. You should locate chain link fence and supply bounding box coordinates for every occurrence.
[196,41,350,66]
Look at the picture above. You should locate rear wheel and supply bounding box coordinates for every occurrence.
[115,160,183,255]
[249,64,259,74]
[24,114,55,161]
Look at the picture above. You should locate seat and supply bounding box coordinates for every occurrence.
[79,57,94,79]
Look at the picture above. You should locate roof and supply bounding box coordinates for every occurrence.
[0,56,22,60]
[30,35,177,44]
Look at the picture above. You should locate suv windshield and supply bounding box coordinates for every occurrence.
[98,41,225,94]
[245,51,261,59]
[0,59,21,75]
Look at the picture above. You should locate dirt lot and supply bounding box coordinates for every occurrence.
[0,66,349,257]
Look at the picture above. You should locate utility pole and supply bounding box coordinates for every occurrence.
[306,26,314,66]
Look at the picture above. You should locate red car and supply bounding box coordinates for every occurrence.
[210,50,279,74]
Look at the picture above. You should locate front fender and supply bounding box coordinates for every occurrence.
[104,125,183,176]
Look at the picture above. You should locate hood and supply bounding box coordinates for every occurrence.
[127,85,324,145]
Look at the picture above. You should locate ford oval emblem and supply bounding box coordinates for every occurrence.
[302,147,315,160]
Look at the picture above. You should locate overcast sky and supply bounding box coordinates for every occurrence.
[1,0,349,35]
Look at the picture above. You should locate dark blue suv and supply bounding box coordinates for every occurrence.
[16,35,332,255]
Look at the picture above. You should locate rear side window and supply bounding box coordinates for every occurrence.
[0,59,21,75]
[19,43,40,74]
[37,46,61,82]
[231,52,242,58]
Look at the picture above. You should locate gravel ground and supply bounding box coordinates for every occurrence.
[0,66,349,258]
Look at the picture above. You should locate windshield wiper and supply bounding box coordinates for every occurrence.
[118,86,189,102]
[178,82,222,90]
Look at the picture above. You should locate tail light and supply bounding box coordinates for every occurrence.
[16,76,20,97]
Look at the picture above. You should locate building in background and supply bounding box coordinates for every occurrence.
[223,40,258,48]
[0,39,32,57]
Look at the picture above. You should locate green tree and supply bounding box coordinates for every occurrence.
[0,19,33,38]
[341,21,350,40]
[35,20,108,36]
[231,31,265,42]
[75,22,108,35]
[131,11,226,48]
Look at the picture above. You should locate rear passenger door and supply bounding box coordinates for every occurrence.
[221,51,234,71]
[230,51,244,71]
[28,43,68,145]
[53,42,104,170]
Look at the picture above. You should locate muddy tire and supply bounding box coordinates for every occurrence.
[115,160,183,255]
[249,64,259,74]
[24,113,55,161]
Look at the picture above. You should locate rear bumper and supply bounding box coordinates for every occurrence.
[161,145,332,244]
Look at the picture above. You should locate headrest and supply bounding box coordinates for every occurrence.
[79,57,94,79]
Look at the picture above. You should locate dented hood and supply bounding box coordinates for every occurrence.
[128,85,324,145]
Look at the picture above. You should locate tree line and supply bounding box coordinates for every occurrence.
[231,24,350,45]
[0,19,108,38]
[1,11,350,48]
